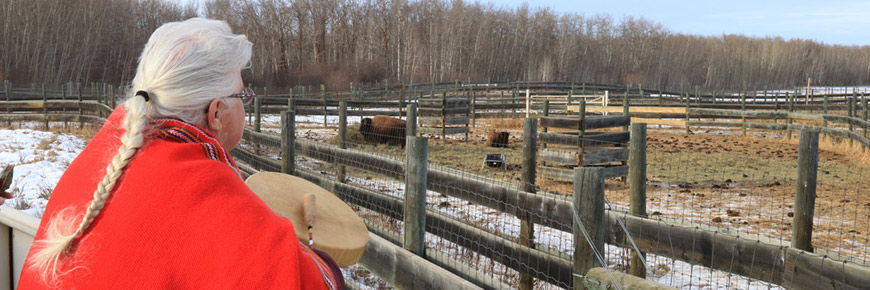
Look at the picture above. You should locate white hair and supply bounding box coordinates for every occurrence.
[28,18,252,286]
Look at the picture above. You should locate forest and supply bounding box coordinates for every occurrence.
[2,0,870,91]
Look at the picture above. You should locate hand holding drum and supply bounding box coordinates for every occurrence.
[245,172,368,267]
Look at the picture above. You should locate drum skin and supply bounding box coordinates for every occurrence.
[246,172,368,267]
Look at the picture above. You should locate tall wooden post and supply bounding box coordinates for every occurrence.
[77,83,83,127]
[623,89,630,132]
[281,111,296,175]
[288,88,296,112]
[407,103,417,137]
[441,91,446,140]
[863,96,868,149]
[578,100,586,166]
[321,84,327,128]
[823,94,829,127]
[254,93,262,156]
[685,93,691,134]
[338,101,347,183]
[805,78,811,106]
[629,123,647,278]
[788,93,794,140]
[404,136,428,257]
[792,129,819,252]
[470,90,476,128]
[573,167,605,288]
[741,93,747,136]
[42,84,48,129]
[61,84,67,128]
[519,118,538,290]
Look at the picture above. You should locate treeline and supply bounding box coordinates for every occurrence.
[2,0,869,91]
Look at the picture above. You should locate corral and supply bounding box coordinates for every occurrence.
[0,81,868,289]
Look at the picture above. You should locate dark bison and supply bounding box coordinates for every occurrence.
[486,131,510,147]
[360,115,406,146]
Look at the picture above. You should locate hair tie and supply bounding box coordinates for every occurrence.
[135,90,150,102]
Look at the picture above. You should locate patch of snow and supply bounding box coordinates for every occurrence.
[0,128,86,219]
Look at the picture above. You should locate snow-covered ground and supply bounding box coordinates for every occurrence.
[0,128,86,218]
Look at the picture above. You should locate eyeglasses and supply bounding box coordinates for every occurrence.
[229,87,256,105]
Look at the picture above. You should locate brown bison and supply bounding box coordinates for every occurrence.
[486,131,510,147]
[360,115,406,146]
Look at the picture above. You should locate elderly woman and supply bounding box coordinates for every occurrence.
[18,18,343,289]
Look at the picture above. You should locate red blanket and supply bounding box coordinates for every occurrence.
[19,108,339,289]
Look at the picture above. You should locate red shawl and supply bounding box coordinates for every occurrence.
[19,108,339,289]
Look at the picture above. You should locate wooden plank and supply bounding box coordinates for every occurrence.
[630,117,686,127]
[583,148,629,165]
[243,129,282,148]
[541,148,579,165]
[539,131,630,147]
[417,98,469,107]
[418,126,469,135]
[418,116,469,126]
[569,105,687,114]
[541,116,630,130]
[418,107,470,116]
[540,166,574,182]
[599,165,628,179]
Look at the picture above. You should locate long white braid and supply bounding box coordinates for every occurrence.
[28,95,148,287]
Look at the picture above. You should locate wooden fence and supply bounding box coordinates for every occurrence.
[3,82,870,289]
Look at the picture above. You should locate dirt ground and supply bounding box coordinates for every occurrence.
[426,120,870,264]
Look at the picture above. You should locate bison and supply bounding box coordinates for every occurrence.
[486,131,510,147]
[360,115,406,146]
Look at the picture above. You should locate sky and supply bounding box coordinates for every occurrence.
[177,0,870,46]
[489,0,870,46]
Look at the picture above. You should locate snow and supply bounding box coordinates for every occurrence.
[0,128,86,219]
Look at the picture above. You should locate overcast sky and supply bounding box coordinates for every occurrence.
[178,0,870,46]
[490,0,870,46]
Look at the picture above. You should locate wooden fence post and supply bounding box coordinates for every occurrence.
[400,82,405,118]
[849,92,855,147]
[573,166,605,288]
[281,111,296,175]
[741,93,747,136]
[441,91,446,140]
[685,93,691,134]
[5,82,11,124]
[338,101,347,183]
[823,94,829,127]
[788,93,794,140]
[407,103,417,137]
[863,95,868,150]
[254,92,262,156]
[61,84,67,128]
[629,123,647,278]
[404,136,428,257]
[792,129,819,252]
[519,118,538,290]
[42,84,48,129]
[77,83,83,127]
[578,99,586,165]
[623,89,629,132]
[321,84,327,128]
[568,82,574,106]
[288,88,296,112]
[470,90,476,128]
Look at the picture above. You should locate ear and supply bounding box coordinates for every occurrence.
[205,98,225,132]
